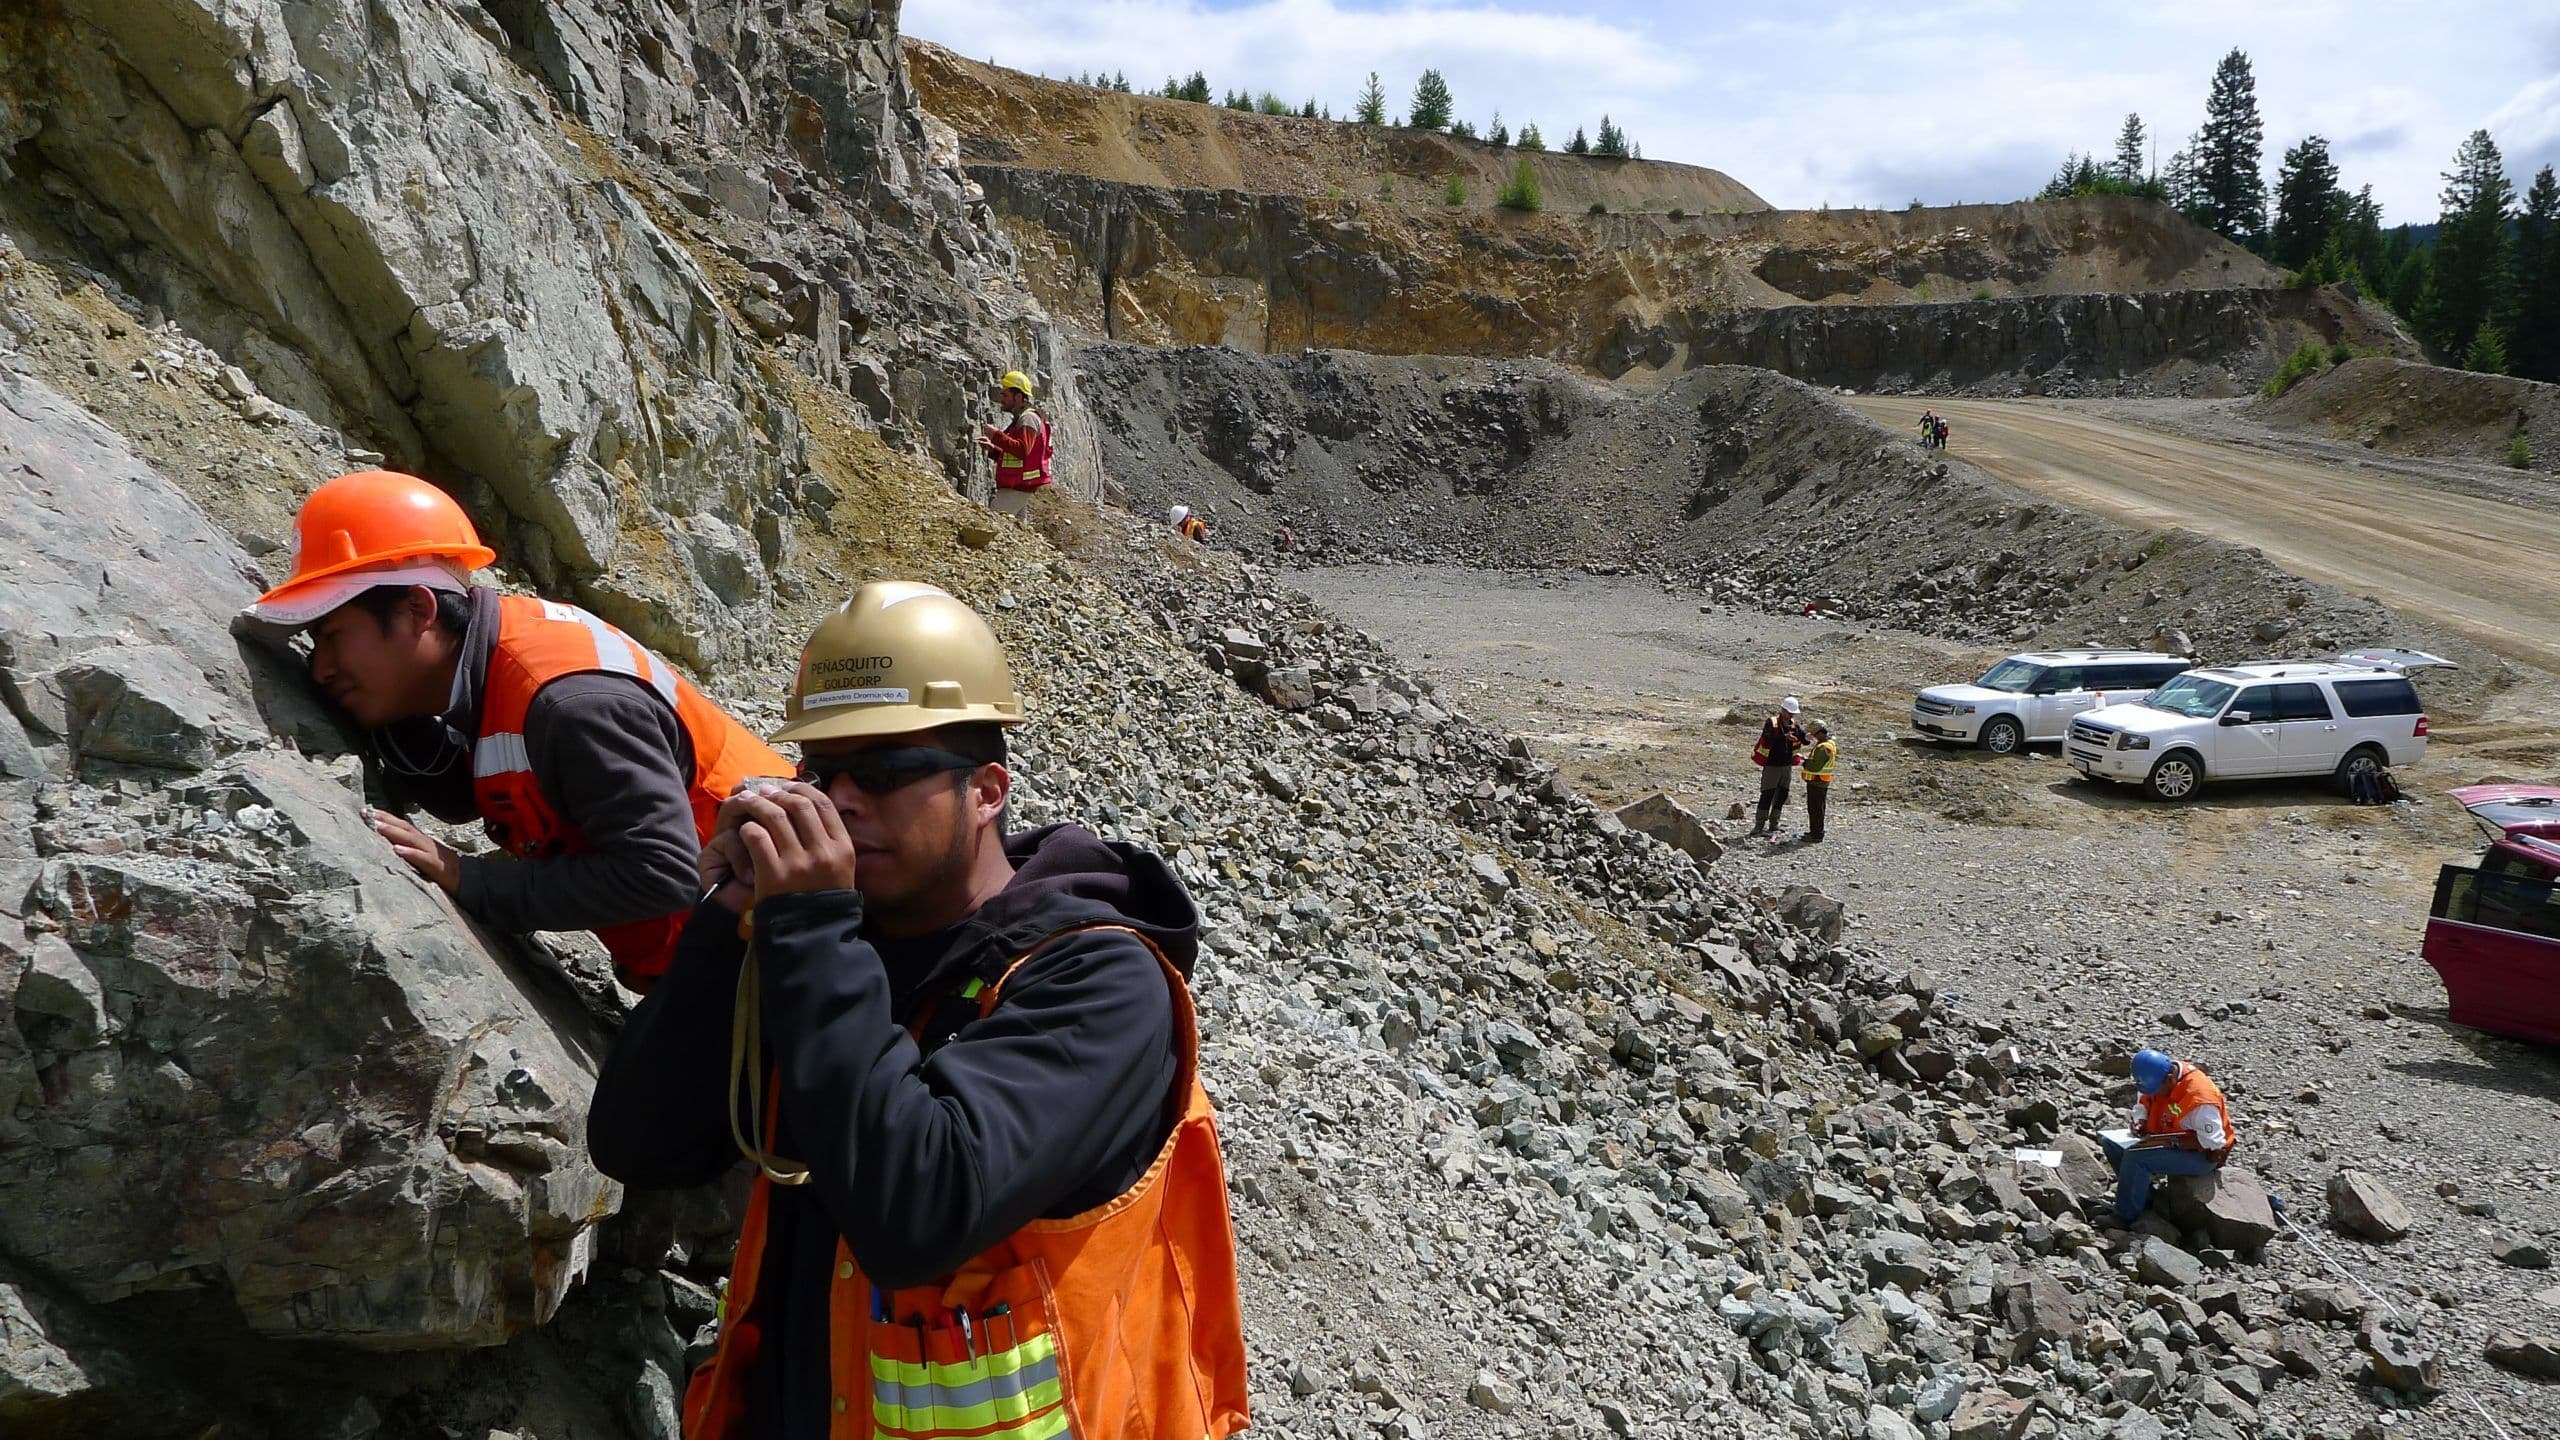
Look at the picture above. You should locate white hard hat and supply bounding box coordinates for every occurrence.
[1170,505,1190,526]
[1781,696,1802,714]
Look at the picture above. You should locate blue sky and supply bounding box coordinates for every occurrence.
[908,0,2560,223]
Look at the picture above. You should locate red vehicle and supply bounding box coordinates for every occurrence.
[2422,785,2560,1045]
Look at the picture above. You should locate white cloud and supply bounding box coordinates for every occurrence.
[907,0,2560,221]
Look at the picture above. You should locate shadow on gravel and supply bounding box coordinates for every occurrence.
[2033,774,2375,813]
[2384,1050,2560,1102]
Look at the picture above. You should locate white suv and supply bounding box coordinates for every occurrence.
[2063,652,2450,801]
[1912,650,2193,755]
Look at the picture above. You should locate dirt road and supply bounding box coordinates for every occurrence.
[1848,396,2560,671]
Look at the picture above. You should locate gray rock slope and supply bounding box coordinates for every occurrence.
[0,2,2547,1437]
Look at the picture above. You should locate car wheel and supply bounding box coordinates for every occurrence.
[2335,745,2385,797]
[2143,752,2203,801]
[1979,716,2024,756]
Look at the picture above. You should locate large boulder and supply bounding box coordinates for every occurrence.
[0,370,617,1426]
[1615,792,1724,866]
[2159,1164,2279,1254]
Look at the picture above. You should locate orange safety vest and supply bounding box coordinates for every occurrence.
[2138,1064,2235,1162]
[995,410,1052,491]
[1178,517,1208,542]
[470,596,789,984]
[683,925,1250,1440]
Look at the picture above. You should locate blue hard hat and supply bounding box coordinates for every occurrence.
[2131,1049,2176,1094]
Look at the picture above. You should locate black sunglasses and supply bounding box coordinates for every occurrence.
[796,746,985,796]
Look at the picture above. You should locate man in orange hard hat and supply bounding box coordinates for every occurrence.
[243,469,789,990]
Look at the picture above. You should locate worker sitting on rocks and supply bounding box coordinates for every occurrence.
[243,469,789,993]
[589,581,1249,1440]
[1172,503,1210,542]
[2101,1047,2235,1224]
[1749,696,1806,837]
[978,368,1052,519]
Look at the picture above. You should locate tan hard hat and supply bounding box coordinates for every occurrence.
[771,581,1026,744]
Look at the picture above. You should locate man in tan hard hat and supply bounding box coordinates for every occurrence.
[588,581,1249,1440]
[978,369,1052,519]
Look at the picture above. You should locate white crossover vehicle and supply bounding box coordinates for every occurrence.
[1911,650,2192,755]
[2062,651,2452,801]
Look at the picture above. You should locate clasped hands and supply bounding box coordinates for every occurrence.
[701,780,858,915]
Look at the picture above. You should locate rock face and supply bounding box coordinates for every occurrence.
[1,0,1083,668]
[1616,285,2417,395]
[0,369,615,1419]
[2327,1169,2416,1241]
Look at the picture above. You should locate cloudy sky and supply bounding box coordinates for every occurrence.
[907,0,2560,224]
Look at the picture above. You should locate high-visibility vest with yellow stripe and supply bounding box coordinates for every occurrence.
[469,595,788,984]
[1801,740,1838,785]
[2139,1064,2235,1161]
[682,926,1251,1440]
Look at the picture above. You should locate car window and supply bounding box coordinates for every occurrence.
[2333,677,2422,717]
[2035,667,2085,695]
[2441,866,2560,942]
[1978,660,2042,693]
[2272,682,2333,722]
[2229,686,2275,720]
[2092,663,2174,691]
[2144,674,2236,718]
[2138,663,2188,686]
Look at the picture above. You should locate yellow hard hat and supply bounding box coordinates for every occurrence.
[770,581,1026,744]
[998,370,1034,397]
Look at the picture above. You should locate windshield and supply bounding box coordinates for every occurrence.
[1976,659,2044,694]
[2143,674,2237,719]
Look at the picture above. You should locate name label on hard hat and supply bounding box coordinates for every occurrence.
[809,656,895,674]
[804,686,911,709]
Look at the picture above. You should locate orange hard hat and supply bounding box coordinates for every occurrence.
[250,470,496,624]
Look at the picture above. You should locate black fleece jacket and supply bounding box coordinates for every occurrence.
[371,586,702,934]
[588,823,1196,1440]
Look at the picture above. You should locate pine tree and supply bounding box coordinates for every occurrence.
[1594,115,1629,158]
[1517,123,1544,152]
[2388,247,2434,321]
[2194,49,2267,246]
[2162,141,2204,222]
[2466,325,2509,374]
[1114,72,1131,92]
[1488,111,1508,149]
[2269,136,2341,271]
[2114,114,2147,182]
[1300,98,1318,119]
[2425,129,2516,357]
[1496,158,1541,212]
[1355,73,1386,125]
[2512,165,2560,381]
[1180,71,1210,104]
[2341,186,2387,286]
[1408,69,1454,130]
[1161,76,1181,99]
[1566,126,1591,155]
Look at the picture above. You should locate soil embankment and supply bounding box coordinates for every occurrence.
[1075,342,2500,696]
[2252,356,2560,473]
[917,41,2422,389]
[1846,395,2560,672]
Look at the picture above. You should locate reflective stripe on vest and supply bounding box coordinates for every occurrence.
[468,595,790,982]
[869,1332,1067,1436]
[681,923,1251,1440]
[995,411,1051,489]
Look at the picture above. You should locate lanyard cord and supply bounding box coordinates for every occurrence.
[728,935,810,1186]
